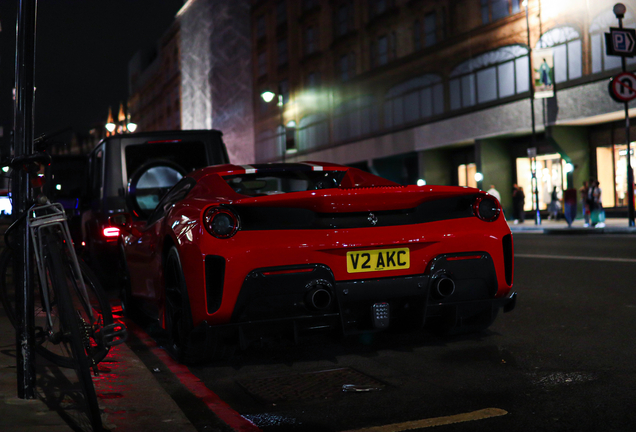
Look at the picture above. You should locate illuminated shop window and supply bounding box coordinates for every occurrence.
[516,154,566,211]
[450,45,529,111]
[458,163,477,188]
[590,10,636,74]
[596,144,635,208]
[384,74,444,128]
[536,27,582,83]
[333,95,378,142]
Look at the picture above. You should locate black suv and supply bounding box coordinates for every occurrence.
[79,130,229,287]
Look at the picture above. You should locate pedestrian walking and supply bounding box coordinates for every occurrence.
[591,181,605,228]
[547,186,560,220]
[563,188,577,227]
[579,181,590,227]
[487,184,501,203]
[512,184,525,224]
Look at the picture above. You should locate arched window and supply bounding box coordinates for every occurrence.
[384,74,443,128]
[255,127,284,162]
[536,27,582,83]
[298,113,329,151]
[590,10,636,73]
[333,96,378,142]
[449,45,529,111]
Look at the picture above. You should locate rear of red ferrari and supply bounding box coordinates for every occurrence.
[172,166,515,343]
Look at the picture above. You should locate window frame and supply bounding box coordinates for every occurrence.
[449,45,530,111]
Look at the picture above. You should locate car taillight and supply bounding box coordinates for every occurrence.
[204,206,240,239]
[103,227,120,237]
[473,196,500,222]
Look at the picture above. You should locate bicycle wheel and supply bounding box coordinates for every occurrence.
[0,238,115,368]
[42,230,103,431]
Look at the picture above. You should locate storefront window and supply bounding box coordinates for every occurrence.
[596,145,634,208]
[458,163,477,188]
[516,153,566,211]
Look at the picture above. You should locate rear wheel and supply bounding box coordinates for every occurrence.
[164,246,194,362]
[117,243,136,318]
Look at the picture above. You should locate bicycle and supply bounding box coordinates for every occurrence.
[0,135,127,431]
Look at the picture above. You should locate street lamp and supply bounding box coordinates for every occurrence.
[105,106,116,135]
[105,103,137,136]
[524,0,541,225]
[260,87,286,162]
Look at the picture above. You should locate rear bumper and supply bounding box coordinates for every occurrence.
[198,253,516,340]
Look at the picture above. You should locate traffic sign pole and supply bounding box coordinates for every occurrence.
[616,6,636,227]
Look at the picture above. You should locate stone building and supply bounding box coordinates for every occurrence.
[252,0,636,216]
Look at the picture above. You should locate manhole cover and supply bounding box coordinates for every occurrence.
[237,367,385,403]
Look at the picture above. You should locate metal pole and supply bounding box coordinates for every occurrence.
[618,14,636,226]
[13,0,38,399]
[525,1,541,225]
[279,94,285,163]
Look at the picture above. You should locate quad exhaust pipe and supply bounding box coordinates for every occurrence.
[433,275,456,299]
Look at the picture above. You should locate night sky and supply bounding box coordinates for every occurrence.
[0,0,184,144]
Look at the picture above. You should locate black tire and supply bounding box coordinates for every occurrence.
[0,239,114,368]
[117,243,136,318]
[42,231,103,431]
[163,246,195,362]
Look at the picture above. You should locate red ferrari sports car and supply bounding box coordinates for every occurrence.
[112,162,515,361]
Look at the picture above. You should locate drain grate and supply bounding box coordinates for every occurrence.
[237,367,385,403]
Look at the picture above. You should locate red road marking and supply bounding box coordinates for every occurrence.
[127,321,262,432]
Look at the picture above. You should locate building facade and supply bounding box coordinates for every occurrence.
[129,21,182,132]
[251,0,636,216]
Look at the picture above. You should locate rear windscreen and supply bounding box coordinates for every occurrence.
[224,171,346,196]
[125,141,208,181]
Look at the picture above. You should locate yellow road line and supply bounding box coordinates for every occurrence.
[341,408,508,432]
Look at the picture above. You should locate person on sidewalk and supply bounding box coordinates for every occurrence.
[512,184,525,224]
[487,184,501,203]
[591,181,606,228]
[563,188,577,228]
[579,181,590,227]
[547,186,560,220]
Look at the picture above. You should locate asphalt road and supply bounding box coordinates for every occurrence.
[165,233,636,432]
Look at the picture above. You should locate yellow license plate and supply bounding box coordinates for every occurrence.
[346,248,410,273]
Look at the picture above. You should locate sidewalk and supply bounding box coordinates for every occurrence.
[507,217,636,234]
[0,305,198,432]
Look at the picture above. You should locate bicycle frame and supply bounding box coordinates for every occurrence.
[27,202,94,332]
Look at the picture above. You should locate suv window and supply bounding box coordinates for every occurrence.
[146,177,197,226]
[125,141,207,181]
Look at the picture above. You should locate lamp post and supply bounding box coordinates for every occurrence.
[613,3,635,227]
[523,0,541,225]
[261,87,286,163]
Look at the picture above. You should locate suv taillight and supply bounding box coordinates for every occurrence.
[204,206,240,239]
